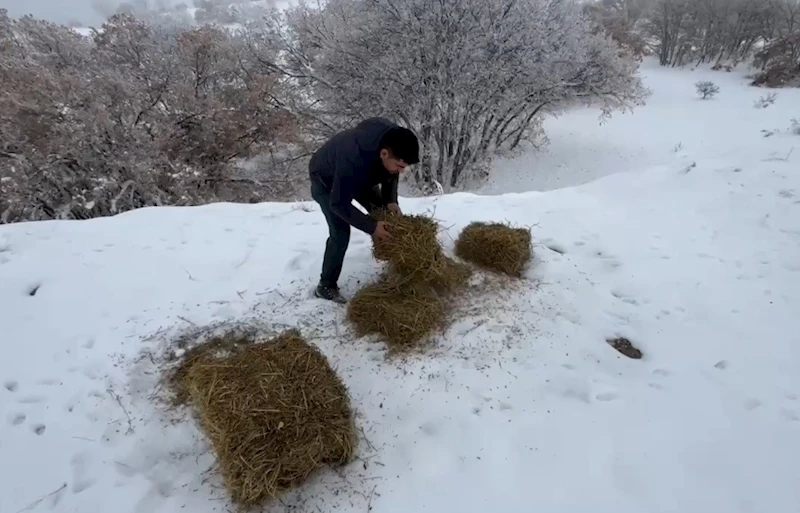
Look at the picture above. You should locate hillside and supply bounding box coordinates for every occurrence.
[2,131,799,512]
[484,59,800,193]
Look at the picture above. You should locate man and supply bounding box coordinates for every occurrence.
[309,117,420,303]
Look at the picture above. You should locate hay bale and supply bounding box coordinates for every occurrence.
[181,330,356,506]
[386,252,473,291]
[347,277,445,350]
[372,211,471,290]
[372,212,439,265]
[168,328,256,406]
[454,222,532,277]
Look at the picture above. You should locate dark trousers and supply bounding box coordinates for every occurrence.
[311,179,383,288]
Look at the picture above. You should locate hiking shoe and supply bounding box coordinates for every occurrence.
[315,284,347,304]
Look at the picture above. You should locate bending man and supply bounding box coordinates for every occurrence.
[308,117,420,303]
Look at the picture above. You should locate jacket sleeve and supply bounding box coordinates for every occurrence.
[330,158,379,235]
[382,174,399,205]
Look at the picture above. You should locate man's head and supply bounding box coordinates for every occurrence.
[378,126,420,174]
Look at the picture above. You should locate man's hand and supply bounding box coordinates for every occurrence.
[372,221,392,242]
[386,203,402,215]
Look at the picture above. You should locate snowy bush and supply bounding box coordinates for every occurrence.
[583,0,651,61]
[791,119,800,135]
[752,31,800,88]
[696,81,720,99]
[0,10,299,224]
[640,0,799,69]
[283,0,648,190]
[754,93,778,108]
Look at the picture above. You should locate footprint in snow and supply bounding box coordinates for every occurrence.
[419,421,437,436]
[8,413,26,426]
[286,249,311,272]
[743,398,762,411]
[18,395,46,404]
[611,290,639,305]
[32,424,46,435]
[4,380,18,392]
[70,451,97,494]
[498,401,514,411]
[595,392,619,402]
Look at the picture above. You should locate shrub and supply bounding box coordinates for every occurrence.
[754,93,778,108]
[696,81,720,99]
[285,0,648,190]
[0,10,298,224]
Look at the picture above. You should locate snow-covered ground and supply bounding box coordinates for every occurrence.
[483,59,800,193]
[2,65,800,513]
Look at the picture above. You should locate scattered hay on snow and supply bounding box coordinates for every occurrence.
[455,221,532,277]
[172,329,356,507]
[347,277,445,351]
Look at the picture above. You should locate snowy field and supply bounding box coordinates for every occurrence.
[484,59,800,193]
[2,63,800,513]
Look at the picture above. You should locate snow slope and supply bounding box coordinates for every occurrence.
[2,62,800,512]
[2,140,800,512]
[484,59,800,193]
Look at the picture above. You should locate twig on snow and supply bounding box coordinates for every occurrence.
[15,483,67,513]
[178,316,197,326]
[763,147,794,162]
[367,484,378,512]
[358,426,376,452]
[107,388,135,434]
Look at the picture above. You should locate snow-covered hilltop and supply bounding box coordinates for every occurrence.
[1,62,800,513]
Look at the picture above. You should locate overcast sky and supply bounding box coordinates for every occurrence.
[0,0,291,26]
[0,0,177,26]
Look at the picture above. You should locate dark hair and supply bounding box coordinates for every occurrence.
[380,127,420,165]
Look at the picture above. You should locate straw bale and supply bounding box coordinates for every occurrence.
[180,330,355,506]
[454,222,532,277]
[347,277,445,350]
[372,211,471,290]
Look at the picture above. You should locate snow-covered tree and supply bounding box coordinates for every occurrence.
[283,0,648,190]
[0,10,298,223]
[642,0,799,69]
[584,0,652,60]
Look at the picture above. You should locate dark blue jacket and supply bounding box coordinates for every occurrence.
[309,117,400,235]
